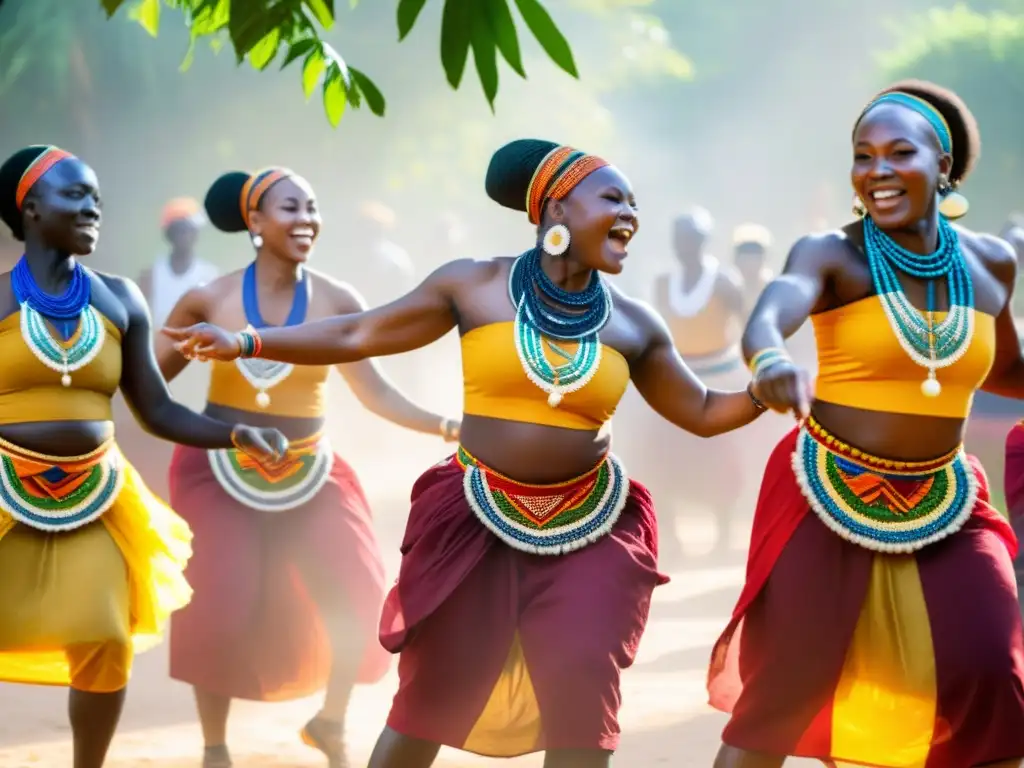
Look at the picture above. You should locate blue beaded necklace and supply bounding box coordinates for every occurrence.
[11,255,104,386]
[862,216,975,396]
[236,261,309,409]
[507,247,611,407]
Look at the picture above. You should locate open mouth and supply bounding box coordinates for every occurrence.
[868,188,906,210]
[290,228,315,248]
[607,226,634,253]
[75,223,99,239]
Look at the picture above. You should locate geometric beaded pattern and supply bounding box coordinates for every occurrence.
[791,421,976,553]
[20,303,105,382]
[0,446,122,532]
[456,446,629,555]
[208,434,332,513]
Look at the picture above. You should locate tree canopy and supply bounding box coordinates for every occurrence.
[100,0,582,125]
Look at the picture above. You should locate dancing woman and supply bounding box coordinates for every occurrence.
[0,146,285,768]
[165,139,766,767]
[709,82,1024,767]
[157,168,458,768]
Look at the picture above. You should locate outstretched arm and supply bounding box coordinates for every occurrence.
[975,235,1024,398]
[166,260,471,365]
[154,286,207,383]
[330,280,458,438]
[629,304,764,438]
[110,275,282,454]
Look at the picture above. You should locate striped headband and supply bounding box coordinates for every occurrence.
[859,92,953,155]
[239,167,293,228]
[526,146,609,225]
[15,146,75,210]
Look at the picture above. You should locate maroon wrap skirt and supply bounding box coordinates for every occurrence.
[710,428,1024,766]
[378,455,668,756]
[168,444,389,701]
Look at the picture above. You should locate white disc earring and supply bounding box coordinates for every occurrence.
[542,224,570,256]
[251,234,263,249]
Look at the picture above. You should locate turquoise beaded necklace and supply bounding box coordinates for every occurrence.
[862,215,975,396]
[507,250,609,407]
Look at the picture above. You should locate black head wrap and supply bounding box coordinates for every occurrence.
[0,145,76,241]
[203,168,294,233]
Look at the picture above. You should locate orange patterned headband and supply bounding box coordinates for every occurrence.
[15,147,74,210]
[239,168,292,228]
[526,147,608,225]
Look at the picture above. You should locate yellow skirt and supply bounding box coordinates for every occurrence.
[0,441,192,692]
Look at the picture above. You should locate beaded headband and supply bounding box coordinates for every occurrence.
[239,168,293,228]
[859,92,952,155]
[525,146,608,225]
[15,146,74,210]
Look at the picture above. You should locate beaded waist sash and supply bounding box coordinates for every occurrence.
[455,445,629,555]
[0,435,123,532]
[208,433,332,512]
[792,417,976,553]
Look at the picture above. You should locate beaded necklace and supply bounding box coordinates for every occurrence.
[862,216,974,396]
[11,256,104,387]
[507,248,611,407]
[235,261,308,409]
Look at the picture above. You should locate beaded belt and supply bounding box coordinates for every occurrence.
[456,446,629,555]
[208,432,333,512]
[0,435,122,532]
[683,345,743,377]
[792,417,976,553]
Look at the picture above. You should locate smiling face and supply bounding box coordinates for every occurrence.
[248,175,321,263]
[851,103,951,230]
[544,165,638,275]
[22,158,101,255]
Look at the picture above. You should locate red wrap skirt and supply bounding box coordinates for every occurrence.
[378,451,668,756]
[168,443,389,701]
[710,427,1024,767]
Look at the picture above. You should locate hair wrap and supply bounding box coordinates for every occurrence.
[485,139,609,224]
[0,145,79,242]
[161,196,204,230]
[858,91,953,155]
[239,168,292,228]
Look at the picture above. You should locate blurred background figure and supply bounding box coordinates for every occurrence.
[731,222,774,317]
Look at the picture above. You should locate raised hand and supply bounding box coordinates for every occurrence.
[163,323,241,362]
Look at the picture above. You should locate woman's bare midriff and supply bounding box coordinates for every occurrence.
[812,399,967,462]
[459,414,611,484]
[0,420,115,456]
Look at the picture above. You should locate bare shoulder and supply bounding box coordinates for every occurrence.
[306,269,367,314]
[959,226,1017,287]
[91,270,143,301]
[608,282,667,338]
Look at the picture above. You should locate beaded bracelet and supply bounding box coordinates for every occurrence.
[236,328,263,359]
[748,347,790,379]
[746,382,767,412]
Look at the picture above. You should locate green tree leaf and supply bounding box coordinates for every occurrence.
[440,0,473,88]
[279,37,317,69]
[322,61,347,125]
[302,44,326,99]
[350,66,386,116]
[302,0,335,29]
[513,0,577,77]
[191,0,229,35]
[100,0,129,16]
[130,0,161,37]
[484,0,524,77]
[227,0,273,60]
[470,8,499,108]
[248,27,280,69]
[397,0,428,41]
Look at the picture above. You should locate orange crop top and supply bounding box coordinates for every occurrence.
[0,310,122,424]
[461,322,630,430]
[207,356,330,418]
[812,296,996,418]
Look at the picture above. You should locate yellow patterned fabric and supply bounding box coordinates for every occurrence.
[0,447,192,691]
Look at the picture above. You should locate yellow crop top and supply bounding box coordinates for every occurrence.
[207,357,330,418]
[461,322,630,430]
[812,296,996,418]
[0,311,122,424]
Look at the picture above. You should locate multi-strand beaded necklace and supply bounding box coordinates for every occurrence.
[508,247,611,407]
[863,215,974,396]
[12,256,104,387]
